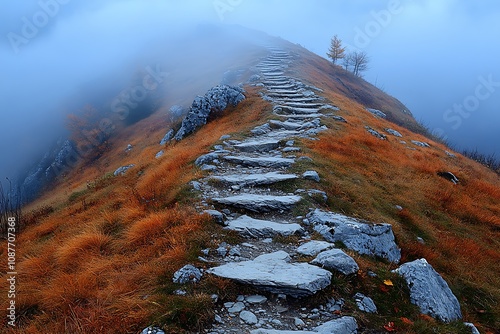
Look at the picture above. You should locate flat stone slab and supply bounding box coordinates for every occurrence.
[210,172,297,187]
[311,249,359,275]
[250,316,357,334]
[213,194,302,212]
[297,240,335,256]
[275,106,321,114]
[308,209,401,263]
[227,215,304,238]
[223,155,295,168]
[234,139,281,152]
[207,251,332,297]
[393,258,462,322]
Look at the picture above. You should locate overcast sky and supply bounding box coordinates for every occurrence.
[1,0,499,182]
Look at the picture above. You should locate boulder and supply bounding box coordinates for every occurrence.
[195,152,220,166]
[308,209,401,263]
[411,140,430,148]
[311,249,359,275]
[437,171,459,184]
[140,327,165,334]
[172,264,202,284]
[159,129,174,145]
[365,126,387,140]
[174,85,245,140]
[354,293,377,313]
[297,240,335,256]
[302,170,320,182]
[113,164,135,176]
[385,128,403,137]
[207,251,331,298]
[366,108,387,118]
[393,258,462,322]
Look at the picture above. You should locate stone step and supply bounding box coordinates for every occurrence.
[226,215,304,238]
[212,194,302,212]
[251,317,358,334]
[274,112,326,119]
[233,139,282,152]
[262,71,285,77]
[274,106,321,114]
[279,102,325,108]
[209,172,297,187]
[272,97,323,103]
[207,251,332,297]
[223,155,295,168]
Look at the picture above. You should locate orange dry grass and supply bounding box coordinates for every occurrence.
[0,88,271,333]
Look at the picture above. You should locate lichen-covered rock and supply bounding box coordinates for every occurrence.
[159,129,174,145]
[172,264,202,284]
[174,85,245,140]
[113,164,135,176]
[354,293,377,313]
[308,209,401,263]
[393,258,462,322]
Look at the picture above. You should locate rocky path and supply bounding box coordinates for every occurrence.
[143,48,469,334]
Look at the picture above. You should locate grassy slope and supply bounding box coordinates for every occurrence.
[1,42,499,333]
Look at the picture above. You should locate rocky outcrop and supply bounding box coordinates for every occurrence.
[308,209,401,263]
[207,251,332,298]
[393,258,462,322]
[172,264,203,284]
[174,85,245,140]
[366,108,387,118]
[113,164,135,176]
[226,215,304,238]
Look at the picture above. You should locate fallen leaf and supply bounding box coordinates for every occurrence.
[379,284,390,293]
[383,321,396,332]
[400,317,414,325]
[384,279,394,286]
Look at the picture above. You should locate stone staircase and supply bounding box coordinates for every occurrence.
[142,48,469,334]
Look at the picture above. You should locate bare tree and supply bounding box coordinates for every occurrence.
[351,51,369,77]
[326,35,346,65]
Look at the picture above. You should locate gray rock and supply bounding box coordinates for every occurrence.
[302,171,320,182]
[297,240,335,256]
[411,140,430,148]
[201,164,217,172]
[251,123,272,135]
[331,115,347,123]
[314,316,358,334]
[248,74,261,83]
[246,295,267,304]
[160,129,174,145]
[155,150,164,159]
[203,210,225,225]
[464,322,480,334]
[311,249,359,275]
[172,264,202,284]
[234,139,281,152]
[437,171,459,184]
[174,85,245,140]
[213,194,302,213]
[240,310,258,325]
[226,215,304,238]
[113,164,135,176]
[385,128,403,137]
[308,209,401,263]
[366,108,387,118]
[223,156,295,168]
[169,105,185,120]
[365,126,387,140]
[354,293,377,313]
[195,152,220,166]
[228,246,241,257]
[125,144,133,152]
[227,301,245,313]
[393,258,462,322]
[210,172,297,187]
[141,327,165,334]
[294,317,305,328]
[207,251,332,298]
[445,150,456,158]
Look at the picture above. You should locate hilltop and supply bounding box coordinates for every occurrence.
[1,26,498,334]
